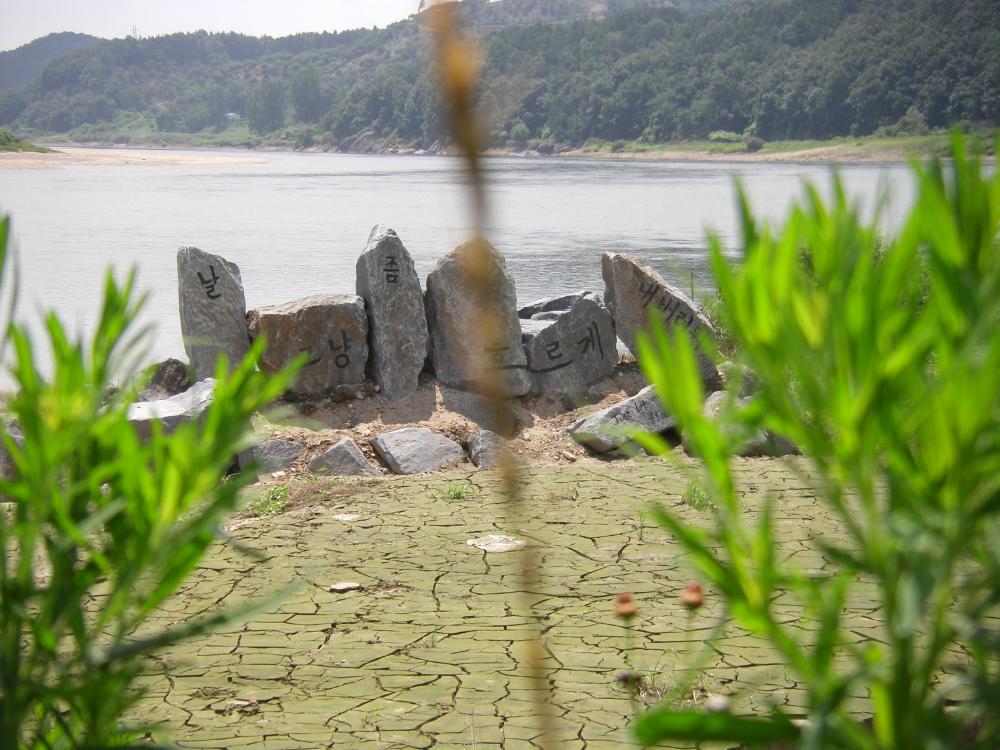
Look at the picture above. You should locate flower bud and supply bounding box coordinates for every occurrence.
[615,592,638,620]
[681,581,704,609]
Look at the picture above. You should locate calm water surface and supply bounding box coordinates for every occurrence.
[0,150,914,376]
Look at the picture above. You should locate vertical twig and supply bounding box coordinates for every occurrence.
[425,4,554,746]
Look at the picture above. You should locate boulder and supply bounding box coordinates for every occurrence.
[240,439,303,473]
[177,247,249,381]
[467,429,517,469]
[247,294,369,397]
[137,358,191,403]
[718,361,760,399]
[356,225,429,401]
[424,238,531,396]
[602,252,718,382]
[520,292,617,394]
[370,427,466,474]
[127,379,215,441]
[568,385,675,454]
[685,391,796,457]
[308,437,381,476]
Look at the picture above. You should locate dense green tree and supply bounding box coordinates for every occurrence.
[245,77,286,134]
[291,65,325,123]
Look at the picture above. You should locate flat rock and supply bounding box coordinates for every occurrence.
[518,291,597,319]
[137,358,191,402]
[568,385,675,454]
[370,427,466,474]
[328,581,365,594]
[520,292,617,394]
[466,535,525,553]
[602,252,718,382]
[308,437,381,476]
[177,247,249,380]
[356,225,429,401]
[242,439,303,473]
[467,429,518,470]
[424,238,531,397]
[247,294,368,397]
[127,379,215,441]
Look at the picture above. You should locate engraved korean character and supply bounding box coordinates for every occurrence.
[576,322,605,358]
[545,340,564,361]
[638,279,659,307]
[383,255,400,284]
[298,346,321,368]
[197,265,221,300]
[327,330,352,369]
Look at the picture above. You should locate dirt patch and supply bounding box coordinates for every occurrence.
[252,364,651,480]
[0,146,267,170]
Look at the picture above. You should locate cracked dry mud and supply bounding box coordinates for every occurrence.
[126,459,969,749]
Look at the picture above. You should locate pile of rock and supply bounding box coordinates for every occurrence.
[122,229,792,474]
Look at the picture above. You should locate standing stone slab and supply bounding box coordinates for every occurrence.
[370,427,466,474]
[177,247,249,381]
[520,292,617,394]
[308,437,381,476]
[127,379,215,441]
[356,225,428,401]
[424,239,531,397]
[247,294,368,397]
[467,429,521,469]
[568,385,675,454]
[602,252,718,382]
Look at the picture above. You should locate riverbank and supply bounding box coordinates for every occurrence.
[5,131,983,170]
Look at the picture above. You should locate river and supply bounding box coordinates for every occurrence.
[0,149,915,378]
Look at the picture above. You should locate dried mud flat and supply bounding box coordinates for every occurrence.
[124,458,962,750]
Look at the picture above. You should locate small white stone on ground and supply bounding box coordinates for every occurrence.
[328,581,365,593]
[466,535,526,553]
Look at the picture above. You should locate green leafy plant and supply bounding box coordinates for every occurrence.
[0,214,299,748]
[680,478,714,511]
[434,482,479,501]
[247,485,291,517]
[633,133,1000,748]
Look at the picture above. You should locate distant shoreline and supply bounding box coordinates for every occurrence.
[1,135,988,170]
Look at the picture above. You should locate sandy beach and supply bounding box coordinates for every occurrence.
[0,145,268,170]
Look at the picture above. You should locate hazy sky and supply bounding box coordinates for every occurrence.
[2,1,423,52]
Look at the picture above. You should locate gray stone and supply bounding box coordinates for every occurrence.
[467,429,517,470]
[247,294,369,397]
[242,439,303,473]
[718,360,760,399]
[518,291,598,319]
[0,419,24,479]
[568,385,675,454]
[177,247,249,381]
[685,391,796,457]
[137,358,191,402]
[127,379,215,441]
[424,238,531,397]
[308,437,381,476]
[370,427,466,474]
[356,225,429,401]
[520,292,617,394]
[466,535,525,553]
[602,252,718,382]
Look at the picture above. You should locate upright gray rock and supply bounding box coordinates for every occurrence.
[308,437,381,476]
[370,427,466,474]
[127,379,215,441]
[520,292,617,394]
[356,225,429,401]
[247,294,368,397]
[240,438,303,473]
[177,247,249,381]
[568,385,675,454]
[424,239,531,397]
[602,252,718,382]
[0,419,24,479]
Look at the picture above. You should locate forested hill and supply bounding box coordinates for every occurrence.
[0,32,99,92]
[0,0,996,150]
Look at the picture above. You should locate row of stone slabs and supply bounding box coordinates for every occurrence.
[177,225,717,402]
